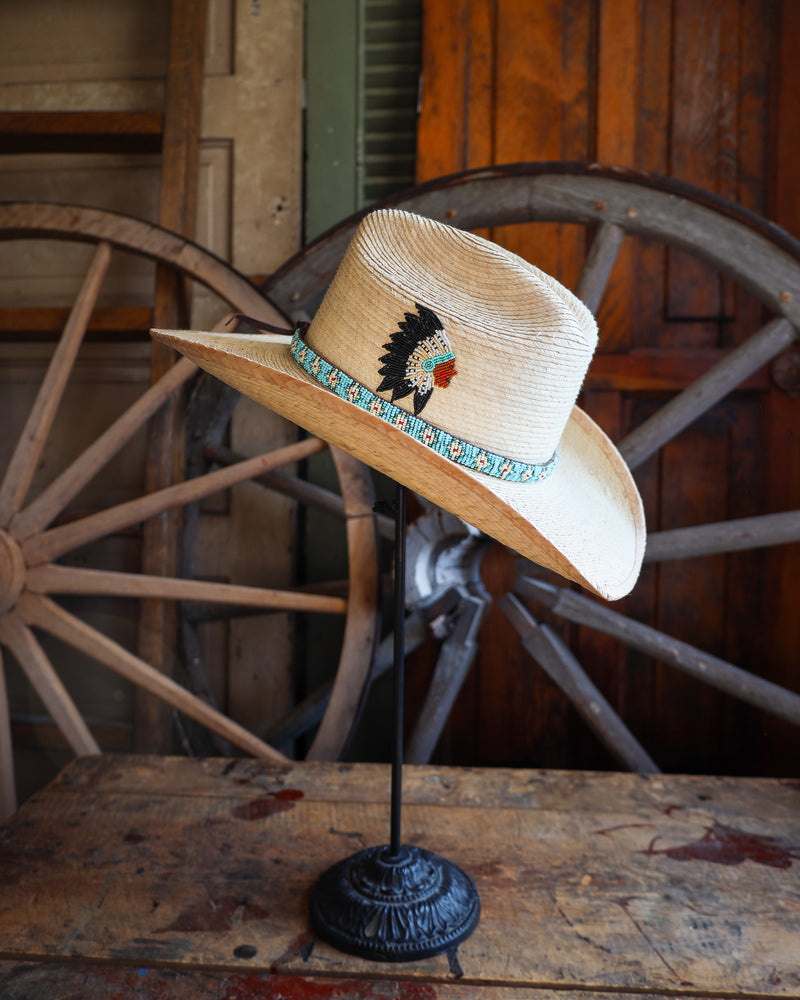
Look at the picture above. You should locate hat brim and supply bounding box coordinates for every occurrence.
[152,329,645,600]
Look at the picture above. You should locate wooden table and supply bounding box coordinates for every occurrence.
[0,755,798,998]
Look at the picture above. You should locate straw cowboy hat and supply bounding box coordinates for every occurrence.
[153,209,645,600]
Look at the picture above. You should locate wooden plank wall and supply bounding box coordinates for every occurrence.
[414,0,800,775]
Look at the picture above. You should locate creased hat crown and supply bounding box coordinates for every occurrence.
[305,209,598,466]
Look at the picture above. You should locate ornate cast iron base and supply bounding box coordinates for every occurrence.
[310,843,480,962]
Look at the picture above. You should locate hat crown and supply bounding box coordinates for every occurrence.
[305,210,598,466]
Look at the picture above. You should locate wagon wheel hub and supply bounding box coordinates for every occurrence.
[405,507,489,610]
[0,530,25,616]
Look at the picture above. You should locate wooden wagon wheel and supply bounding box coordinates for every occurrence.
[262,162,800,772]
[0,202,381,817]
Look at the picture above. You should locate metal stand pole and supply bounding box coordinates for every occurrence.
[309,479,480,962]
[388,481,407,859]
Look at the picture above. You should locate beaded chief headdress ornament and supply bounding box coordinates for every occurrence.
[376,303,456,415]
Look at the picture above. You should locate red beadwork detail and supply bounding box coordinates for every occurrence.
[433,358,457,388]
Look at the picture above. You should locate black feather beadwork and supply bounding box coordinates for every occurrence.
[377,303,454,416]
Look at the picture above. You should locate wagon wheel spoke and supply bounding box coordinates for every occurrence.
[205,443,396,539]
[14,592,287,763]
[515,576,800,729]
[405,593,486,765]
[10,357,198,541]
[0,611,100,756]
[263,599,435,750]
[26,563,348,615]
[22,436,327,567]
[264,685,334,750]
[208,442,347,517]
[644,509,800,562]
[575,221,626,314]
[9,309,234,542]
[183,579,352,624]
[619,316,797,470]
[0,242,112,526]
[0,650,15,819]
[500,593,660,773]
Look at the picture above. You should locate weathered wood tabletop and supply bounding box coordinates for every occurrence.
[0,755,798,999]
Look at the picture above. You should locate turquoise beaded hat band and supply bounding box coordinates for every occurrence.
[290,325,557,484]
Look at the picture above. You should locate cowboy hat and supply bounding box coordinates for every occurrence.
[153,209,645,600]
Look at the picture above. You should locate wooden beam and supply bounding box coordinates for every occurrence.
[138,0,208,752]
[0,306,152,335]
[584,347,772,393]
[0,110,163,154]
[0,110,163,137]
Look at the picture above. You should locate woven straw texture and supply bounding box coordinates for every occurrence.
[310,211,597,464]
[153,210,645,599]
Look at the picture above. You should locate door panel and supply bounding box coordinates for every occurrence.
[416,0,798,774]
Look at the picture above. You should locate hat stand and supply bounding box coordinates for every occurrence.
[310,482,480,962]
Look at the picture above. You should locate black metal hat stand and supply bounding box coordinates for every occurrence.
[310,482,480,962]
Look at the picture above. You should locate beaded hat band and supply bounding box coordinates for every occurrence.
[291,329,557,484]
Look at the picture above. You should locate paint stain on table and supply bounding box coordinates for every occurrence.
[232,789,304,820]
[224,972,437,1000]
[644,822,800,869]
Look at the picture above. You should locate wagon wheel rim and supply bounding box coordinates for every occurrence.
[0,202,381,816]
[262,163,800,772]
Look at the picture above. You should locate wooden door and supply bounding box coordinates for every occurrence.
[0,0,303,794]
[414,0,800,775]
